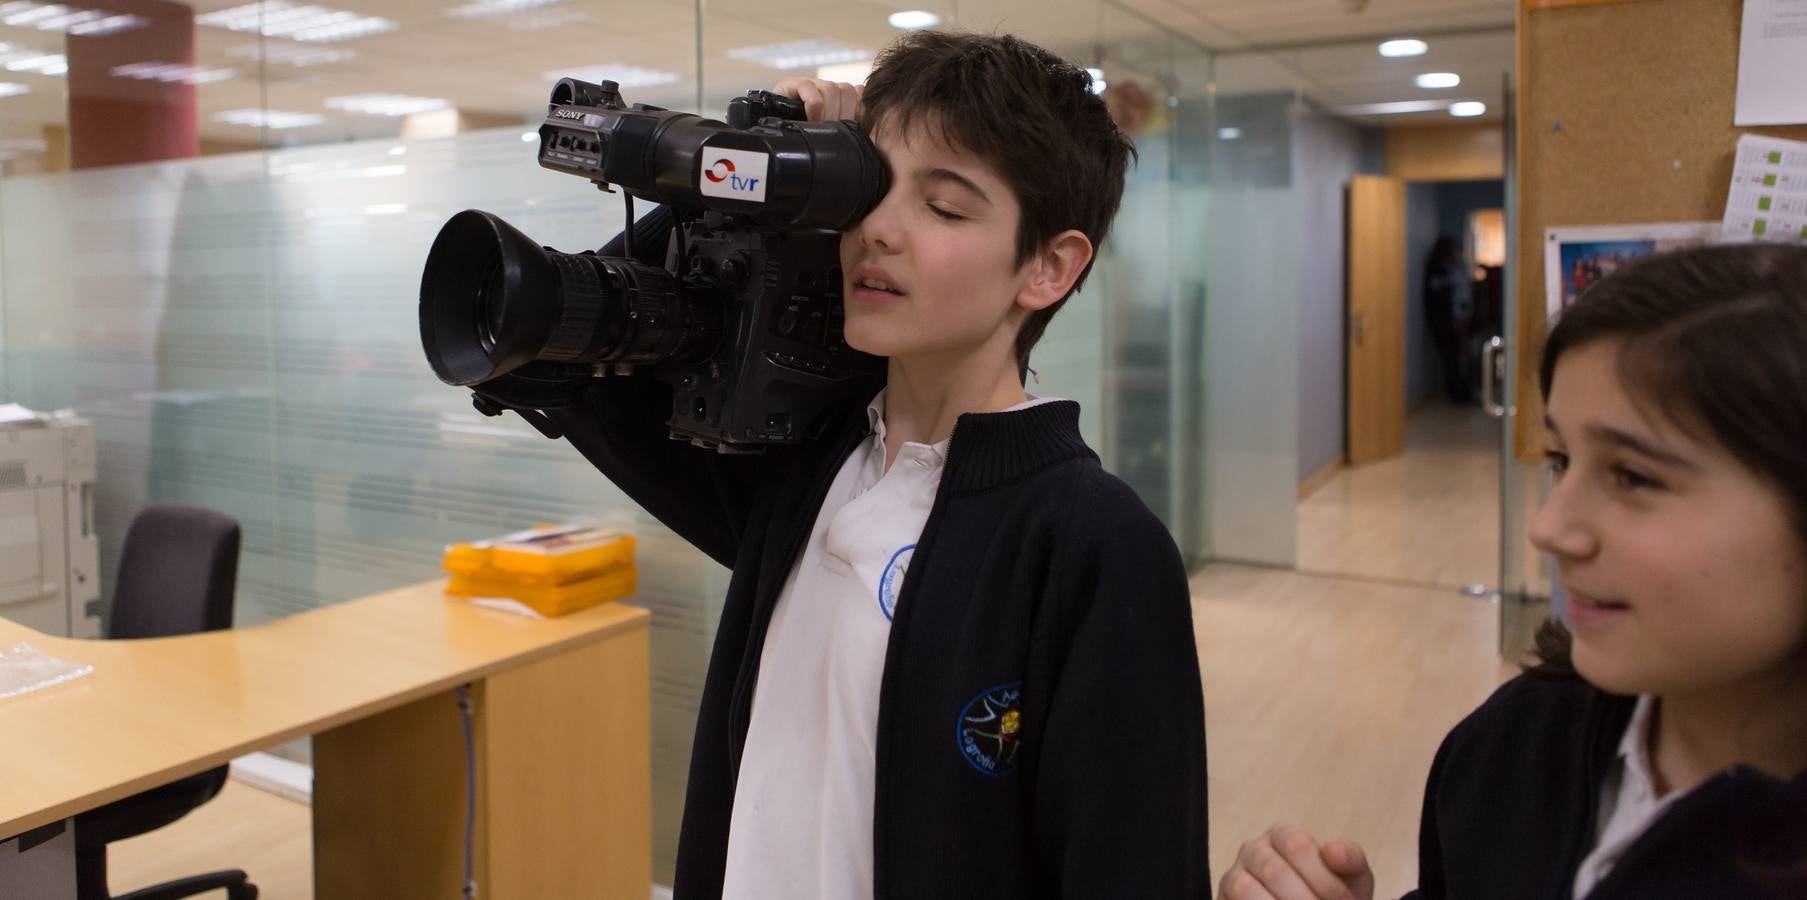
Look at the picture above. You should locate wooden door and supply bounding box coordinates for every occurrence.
[1347,174,1407,465]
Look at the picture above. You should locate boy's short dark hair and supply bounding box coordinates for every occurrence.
[859,30,1137,371]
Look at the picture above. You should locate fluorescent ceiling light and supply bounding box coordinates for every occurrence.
[1415,72,1460,89]
[197,2,397,44]
[227,42,355,67]
[545,64,680,89]
[1332,99,1452,116]
[112,61,237,85]
[816,59,872,84]
[727,40,869,70]
[0,82,28,96]
[0,4,149,37]
[1378,38,1427,58]
[1450,101,1487,117]
[325,92,451,116]
[888,10,939,29]
[1217,127,1241,140]
[3,53,66,75]
[214,107,326,129]
[67,12,142,35]
[445,0,564,18]
[0,2,65,26]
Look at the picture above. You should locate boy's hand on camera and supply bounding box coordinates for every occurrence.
[1218,825,1375,900]
[773,77,862,123]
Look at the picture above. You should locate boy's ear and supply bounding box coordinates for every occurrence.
[1015,229,1094,313]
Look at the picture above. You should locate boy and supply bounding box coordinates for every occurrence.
[550,30,1208,899]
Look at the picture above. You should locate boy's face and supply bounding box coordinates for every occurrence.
[839,117,1034,365]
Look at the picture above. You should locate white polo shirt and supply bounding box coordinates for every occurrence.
[1573,694,1691,898]
[719,388,1062,900]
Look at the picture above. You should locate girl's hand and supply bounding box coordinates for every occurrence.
[1218,825,1375,900]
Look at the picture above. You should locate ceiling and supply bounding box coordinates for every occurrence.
[0,0,1513,158]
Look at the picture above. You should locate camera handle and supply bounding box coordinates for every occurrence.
[470,392,564,441]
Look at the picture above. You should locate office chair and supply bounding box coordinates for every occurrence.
[74,503,257,900]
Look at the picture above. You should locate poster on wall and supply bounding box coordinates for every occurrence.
[1735,0,1807,126]
[1543,223,1718,328]
[1722,134,1807,242]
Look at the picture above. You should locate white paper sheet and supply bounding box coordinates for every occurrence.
[1736,0,1807,126]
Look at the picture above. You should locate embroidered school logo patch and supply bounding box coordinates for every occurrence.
[877,544,914,621]
[957,683,1023,776]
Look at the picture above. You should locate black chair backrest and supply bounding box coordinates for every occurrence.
[108,504,241,640]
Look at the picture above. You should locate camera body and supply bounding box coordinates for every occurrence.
[655,221,872,448]
[419,79,889,451]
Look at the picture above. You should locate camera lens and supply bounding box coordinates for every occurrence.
[477,260,507,354]
[420,209,719,387]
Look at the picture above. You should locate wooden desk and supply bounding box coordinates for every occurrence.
[0,581,652,899]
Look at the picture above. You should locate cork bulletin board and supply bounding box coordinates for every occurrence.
[1514,0,1807,457]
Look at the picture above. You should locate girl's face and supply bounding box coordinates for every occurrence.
[1531,340,1807,697]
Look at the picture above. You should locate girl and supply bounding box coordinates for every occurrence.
[1221,243,1807,900]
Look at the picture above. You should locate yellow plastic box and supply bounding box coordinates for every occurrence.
[443,523,636,587]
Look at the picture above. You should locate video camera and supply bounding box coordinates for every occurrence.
[419,78,889,451]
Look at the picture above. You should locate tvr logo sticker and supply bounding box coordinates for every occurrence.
[698,148,770,203]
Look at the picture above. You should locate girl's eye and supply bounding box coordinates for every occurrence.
[1544,449,1570,476]
[1612,466,1662,491]
[927,204,964,221]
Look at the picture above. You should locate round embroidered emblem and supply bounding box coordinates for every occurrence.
[956,683,1024,776]
[877,544,914,621]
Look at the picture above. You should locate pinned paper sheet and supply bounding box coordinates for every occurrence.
[1722,135,1807,243]
[1736,0,1807,126]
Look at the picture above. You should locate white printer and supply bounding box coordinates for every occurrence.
[0,405,101,638]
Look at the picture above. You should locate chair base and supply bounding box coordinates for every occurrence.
[113,870,257,900]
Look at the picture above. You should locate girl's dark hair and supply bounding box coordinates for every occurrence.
[1529,243,1807,676]
[858,30,1136,371]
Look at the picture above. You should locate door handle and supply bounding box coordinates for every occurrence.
[1482,335,1507,418]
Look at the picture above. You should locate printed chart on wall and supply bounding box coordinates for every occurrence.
[1543,223,1718,328]
[1722,134,1807,242]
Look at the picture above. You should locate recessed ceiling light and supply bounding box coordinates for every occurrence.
[888,10,939,29]
[0,3,148,36]
[1450,101,1487,117]
[1218,127,1242,140]
[214,108,326,129]
[727,40,869,70]
[112,61,237,85]
[521,131,539,142]
[325,93,451,117]
[1332,99,1453,116]
[227,42,355,67]
[545,64,680,90]
[1086,67,1106,95]
[445,0,565,19]
[3,53,66,75]
[0,82,28,96]
[1416,72,1460,89]
[1378,39,1428,58]
[197,2,396,44]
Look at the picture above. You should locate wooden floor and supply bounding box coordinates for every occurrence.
[1298,404,1503,590]
[108,563,1510,899]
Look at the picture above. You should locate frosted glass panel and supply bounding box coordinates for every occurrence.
[0,129,722,879]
